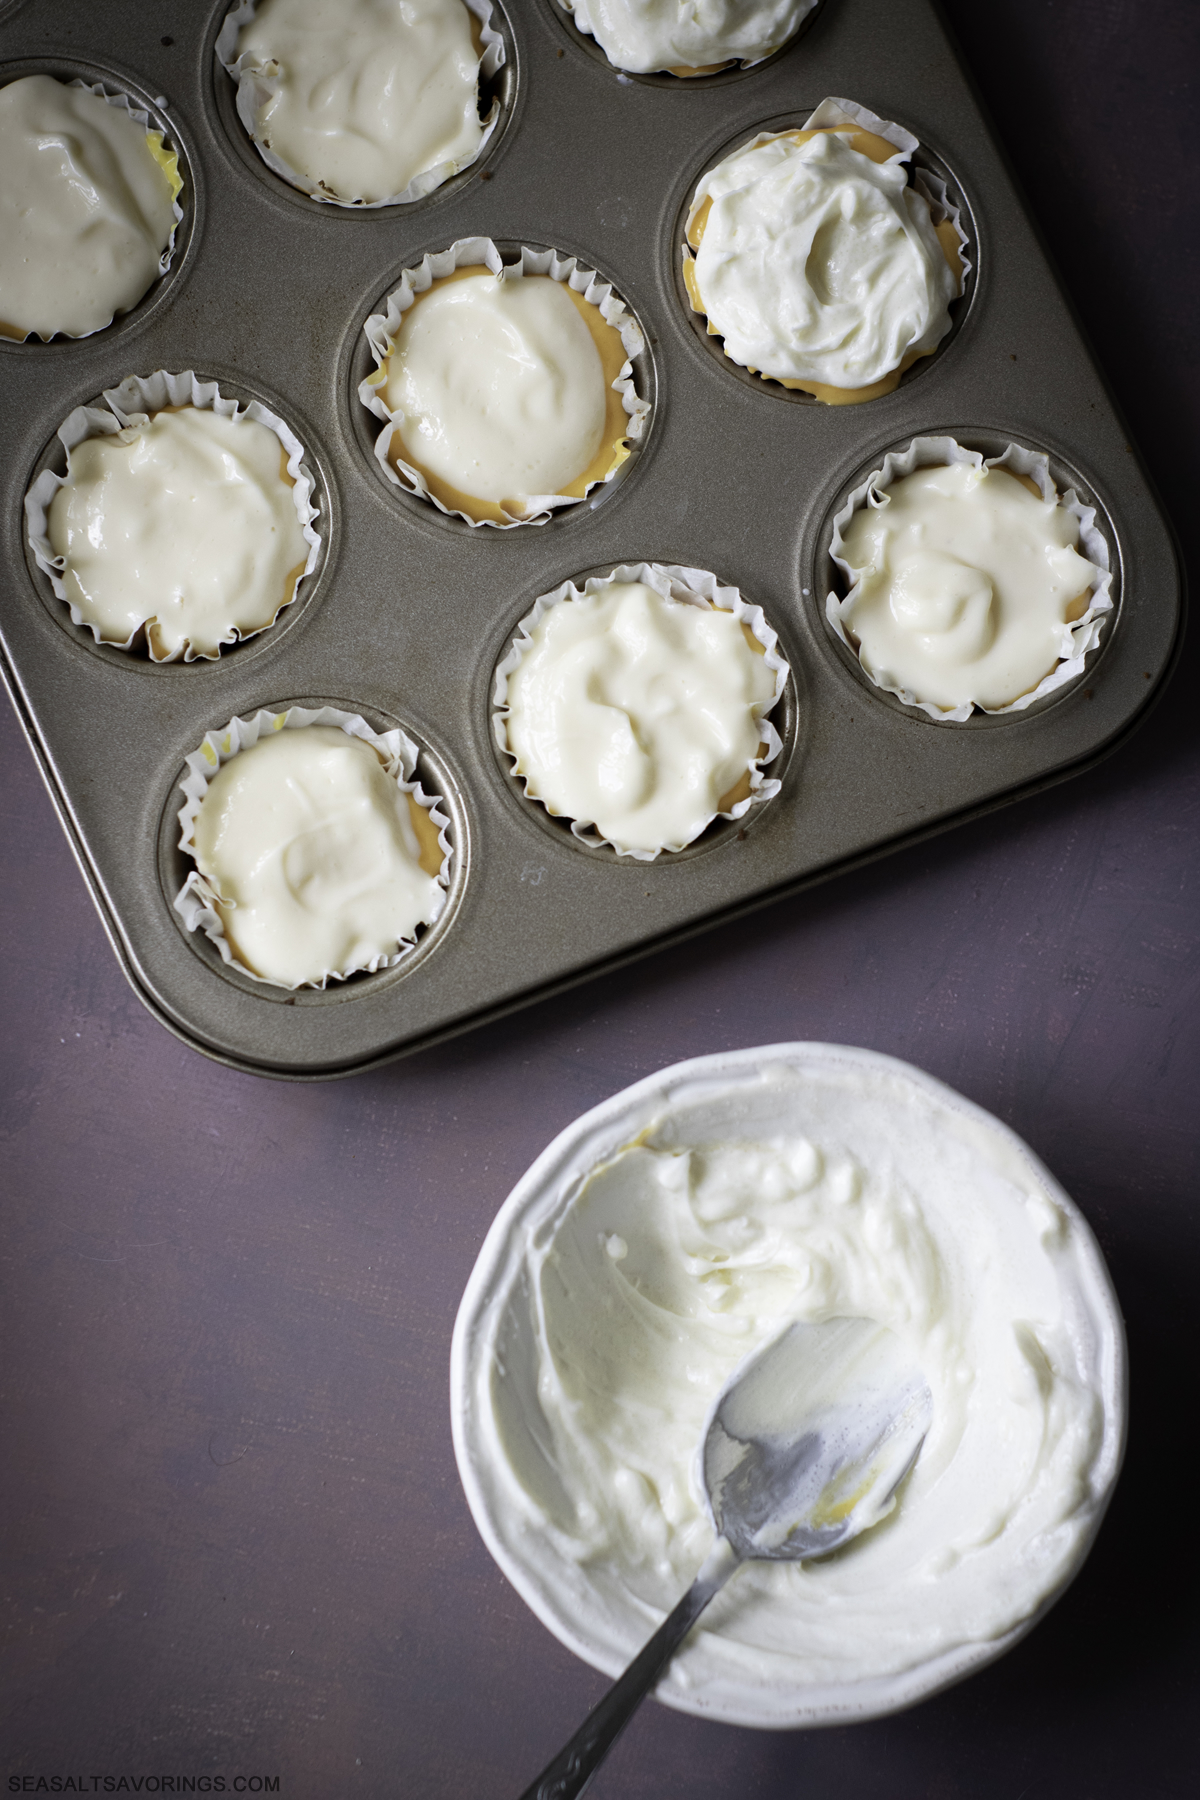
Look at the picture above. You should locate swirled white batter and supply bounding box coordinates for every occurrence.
[382,274,609,511]
[470,1066,1113,1700]
[559,0,816,73]
[0,75,179,341]
[234,0,487,203]
[502,582,777,853]
[838,463,1102,711]
[191,727,444,988]
[689,130,956,390]
[48,408,310,660]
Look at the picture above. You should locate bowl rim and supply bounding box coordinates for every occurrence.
[449,1041,1128,1729]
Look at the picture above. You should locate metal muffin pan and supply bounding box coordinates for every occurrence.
[0,0,1182,1079]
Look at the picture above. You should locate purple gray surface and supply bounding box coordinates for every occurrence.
[2,0,1198,1795]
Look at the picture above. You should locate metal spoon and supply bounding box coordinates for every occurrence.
[517,1316,933,1800]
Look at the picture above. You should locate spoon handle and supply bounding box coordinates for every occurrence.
[517,1537,741,1800]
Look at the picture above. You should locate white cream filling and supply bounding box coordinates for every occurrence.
[235,0,486,203]
[838,463,1102,711]
[0,75,178,341]
[691,131,956,388]
[47,409,310,660]
[560,0,816,72]
[503,582,777,853]
[191,726,443,988]
[383,274,607,506]
[479,1081,1109,1694]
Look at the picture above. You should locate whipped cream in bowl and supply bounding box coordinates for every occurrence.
[823,436,1116,721]
[452,1044,1125,1727]
[680,98,971,403]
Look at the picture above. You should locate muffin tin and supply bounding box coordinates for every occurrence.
[0,0,1182,1078]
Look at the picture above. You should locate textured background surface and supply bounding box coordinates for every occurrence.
[2,1,1198,1796]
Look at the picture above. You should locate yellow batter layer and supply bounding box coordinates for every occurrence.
[406,791,445,876]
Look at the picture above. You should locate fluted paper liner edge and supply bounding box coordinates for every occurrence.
[0,77,185,343]
[216,0,505,207]
[682,97,972,387]
[359,236,651,529]
[825,436,1115,722]
[492,562,789,859]
[173,706,454,990]
[23,369,322,663]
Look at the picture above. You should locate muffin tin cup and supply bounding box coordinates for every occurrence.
[23,369,323,663]
[173,704,455,990]
[681,96,971,399]
[358,236,652,529]
[826,436,1115,723]
[492,561,789,860]
[0,74,186,345]
[214,0,507,208]
[551,0,821,82]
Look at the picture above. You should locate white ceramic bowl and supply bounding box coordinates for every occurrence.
[450,1044,1126,1728]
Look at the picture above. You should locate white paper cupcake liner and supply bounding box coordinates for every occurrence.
[359,237,651,529]
[173,705,454,990]
[1,78,185,344]
[492,562,789,859]
[683,97,972,379]
[803,96,920,160]
[24,369,323,663]
[826,436,1116,723]
[216,0,505,207]
[555,0,819,76]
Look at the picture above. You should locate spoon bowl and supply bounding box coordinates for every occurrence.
[518,1315,932,1800]
[704,1316,933,1562]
